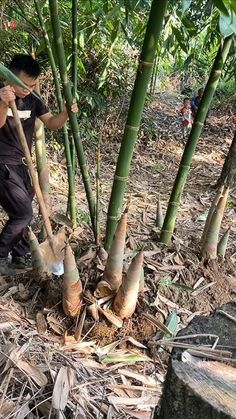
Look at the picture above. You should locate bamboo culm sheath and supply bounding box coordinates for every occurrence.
[105,0,168,250]
[160,35,233,245]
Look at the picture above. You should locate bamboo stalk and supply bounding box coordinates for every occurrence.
[72,0,78,98]
[160,36,233,245]
[156,195,164,228]
[95,141,101,245]
[10,101,53,239]
[70,0,77,197]
[217,131,236,188]
[34,0,77,229]
[104,0,168,250]
[48,0,96,233]
[150,54,157,94]
[34,77,51,210]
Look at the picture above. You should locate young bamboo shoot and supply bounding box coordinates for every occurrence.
[28,227,46,273]
[63,244,82,318]
[113,251,143,319]
[201,187,229,259]
[217,227,230,259]
[95,211,128,297]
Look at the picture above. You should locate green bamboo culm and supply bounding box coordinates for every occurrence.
[70,0,78,199]
[95,140,101,245]
[33,75,51,212]
[34,0,77,228]
[48,0,96,233]
[160,35,233,245]
[72,0,78,98]
[35,123,50,207]
[104,0,168,250]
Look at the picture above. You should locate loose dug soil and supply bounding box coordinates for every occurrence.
[0,91,235,418]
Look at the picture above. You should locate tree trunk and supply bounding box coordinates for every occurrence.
[158,302,236,419]
[217,131,236,188]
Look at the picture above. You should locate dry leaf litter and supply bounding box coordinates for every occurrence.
[0,92,235,418]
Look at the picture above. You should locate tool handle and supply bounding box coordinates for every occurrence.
[9,101,53,239]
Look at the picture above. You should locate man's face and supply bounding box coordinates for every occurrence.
[11,71,38,98]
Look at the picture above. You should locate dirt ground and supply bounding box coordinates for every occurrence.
[0,92,235,418]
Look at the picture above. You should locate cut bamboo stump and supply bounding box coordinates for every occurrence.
[158,302,236,419]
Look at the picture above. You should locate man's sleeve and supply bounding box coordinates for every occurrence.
[35,97,50,117]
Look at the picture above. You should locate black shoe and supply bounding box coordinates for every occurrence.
[11,255,32,270]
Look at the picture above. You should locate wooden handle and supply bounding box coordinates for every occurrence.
[9,101,53,239]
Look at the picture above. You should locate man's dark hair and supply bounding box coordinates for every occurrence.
[184,97,190,102]
[9,54,41,78]
[198,87,204,94]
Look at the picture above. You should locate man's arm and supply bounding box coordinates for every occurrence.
[0,101,9,128]
[39,110,68,130]
[39,102,78,130]
[0,86,16,128]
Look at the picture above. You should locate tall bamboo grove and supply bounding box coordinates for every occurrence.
[48,0,96,232]
[160,35,233,245]
[104,0,168,250]
[34,0,77,228]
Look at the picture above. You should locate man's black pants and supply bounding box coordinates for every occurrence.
[0,163,34,258]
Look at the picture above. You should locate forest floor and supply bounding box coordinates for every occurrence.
[0,91,235,419]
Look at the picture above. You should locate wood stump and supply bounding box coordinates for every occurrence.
[158,302,236,419]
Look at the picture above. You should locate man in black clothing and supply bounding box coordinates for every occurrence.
[0,54,77,273]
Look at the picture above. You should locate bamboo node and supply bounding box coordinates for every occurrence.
[114,175,129,181]
[169,201,180,207]
[108,215,121,221]
[161,229,173,234]
[180,164,190,169]
[139,60,153,67]
[195,121,204,126]
[125,124,139,132]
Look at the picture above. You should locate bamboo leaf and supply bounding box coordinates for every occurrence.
[213,0,230,16]
[172,27,188,54]
[17,360,48,387]
[219,12,236,36]
[164,309,178,338]
[101,354,149,364]
[52,367,70,411]
[182,0,192,13]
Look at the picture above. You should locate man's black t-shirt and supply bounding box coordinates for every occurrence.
[0,89,49,165]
